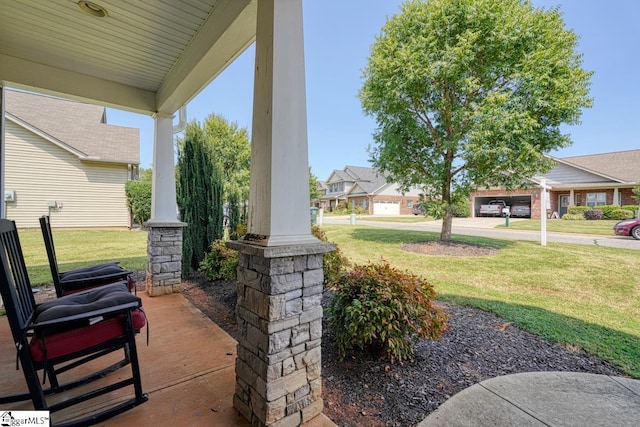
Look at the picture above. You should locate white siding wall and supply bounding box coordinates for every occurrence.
[545,163,612,184]
[378,183,423,196]
[5,121,130,228]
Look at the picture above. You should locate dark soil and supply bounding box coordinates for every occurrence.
[181,257,626,427]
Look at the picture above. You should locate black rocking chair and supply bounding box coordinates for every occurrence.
[39,215,134,297]
[0,219,148,426]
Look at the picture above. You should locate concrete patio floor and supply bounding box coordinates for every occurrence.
[0,291,336,426]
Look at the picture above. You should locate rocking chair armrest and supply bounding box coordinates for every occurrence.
[30,301,141,330]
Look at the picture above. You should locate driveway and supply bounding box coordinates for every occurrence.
[321,216,640,251]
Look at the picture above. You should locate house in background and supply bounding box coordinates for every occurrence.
[4,89,139,228]
[472,150,640,219]
[321,165,423,215]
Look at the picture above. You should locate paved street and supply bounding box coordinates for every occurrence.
[322,216,640,251]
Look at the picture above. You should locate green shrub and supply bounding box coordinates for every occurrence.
[562,213,586,220]
[584,209,604,220]
[608,209,634,220]
[125,180,151,226]
[567,206,588,216]
[355,206,367,215]
[311,225,350,287]
[451,198,471,218]
[199,240,238,281]
[328,260,448,363]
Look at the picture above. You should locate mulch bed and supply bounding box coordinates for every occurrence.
[401,241,500,256]
[181,270,626,427]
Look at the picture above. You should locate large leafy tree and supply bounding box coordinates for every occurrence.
[202,114,251,236]
[360,0,592,241]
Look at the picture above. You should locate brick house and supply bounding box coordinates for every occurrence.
[320,165,423,215]
[472,150,640,219]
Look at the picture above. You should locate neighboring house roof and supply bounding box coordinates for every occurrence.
[324,165,392,197]
[4,89,139,165]
[344,166,390,195]
[329,169,355,183]
[559,150,640,183]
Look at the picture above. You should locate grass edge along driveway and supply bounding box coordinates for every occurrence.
[322,224,640,378]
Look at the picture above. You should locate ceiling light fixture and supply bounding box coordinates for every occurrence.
[78,1,109,18]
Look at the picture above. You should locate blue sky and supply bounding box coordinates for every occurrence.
[107,0,639,182]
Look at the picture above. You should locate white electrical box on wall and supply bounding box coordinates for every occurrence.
[4,190,15,202]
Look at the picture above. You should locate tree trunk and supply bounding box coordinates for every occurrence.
[440,208,453,242]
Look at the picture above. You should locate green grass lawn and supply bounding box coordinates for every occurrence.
[498,219,620,235]
[18,228,148,285]
[322,224,640,377]
[357,215,433,223]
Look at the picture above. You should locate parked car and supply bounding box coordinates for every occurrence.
[510,202,531,218]
[478,200,508,217]
[613,218,640,240]
[412,203,426,216]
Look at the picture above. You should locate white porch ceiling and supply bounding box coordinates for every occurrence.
[0,0,257,114]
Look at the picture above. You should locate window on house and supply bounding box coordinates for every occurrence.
[586,192,606,207]
[407,200,413,208]
[575,194,581,206]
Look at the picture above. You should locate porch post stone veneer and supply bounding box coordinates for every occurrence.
[228,240,334,426]
[146,112,186,296]
[145,222,186,296]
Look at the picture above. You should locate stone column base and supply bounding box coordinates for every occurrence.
[228,240,334,426]
[145,221,187,296]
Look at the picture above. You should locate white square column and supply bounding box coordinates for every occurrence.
[149,113,180,223]
[247,0,318,247]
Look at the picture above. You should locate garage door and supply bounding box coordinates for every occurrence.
[373,201,400,215]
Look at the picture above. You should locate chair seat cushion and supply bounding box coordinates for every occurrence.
[35,283,138,323]
[30,283,145,362]
[59,263,131,292]
[29,310,146,362]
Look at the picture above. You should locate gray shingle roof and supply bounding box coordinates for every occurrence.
[343,166,390,194]
[5,89,139,164]
[560,150,640,183]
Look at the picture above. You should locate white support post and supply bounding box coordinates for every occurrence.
[149,113,179,224]
[247,0,318,247]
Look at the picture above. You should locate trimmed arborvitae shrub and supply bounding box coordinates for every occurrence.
[328,260,448,363]
[199,240,238,281]
[584,209,604,220]
[125,180,151,226]
[311,224,350,287]
[177,122,224,275]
